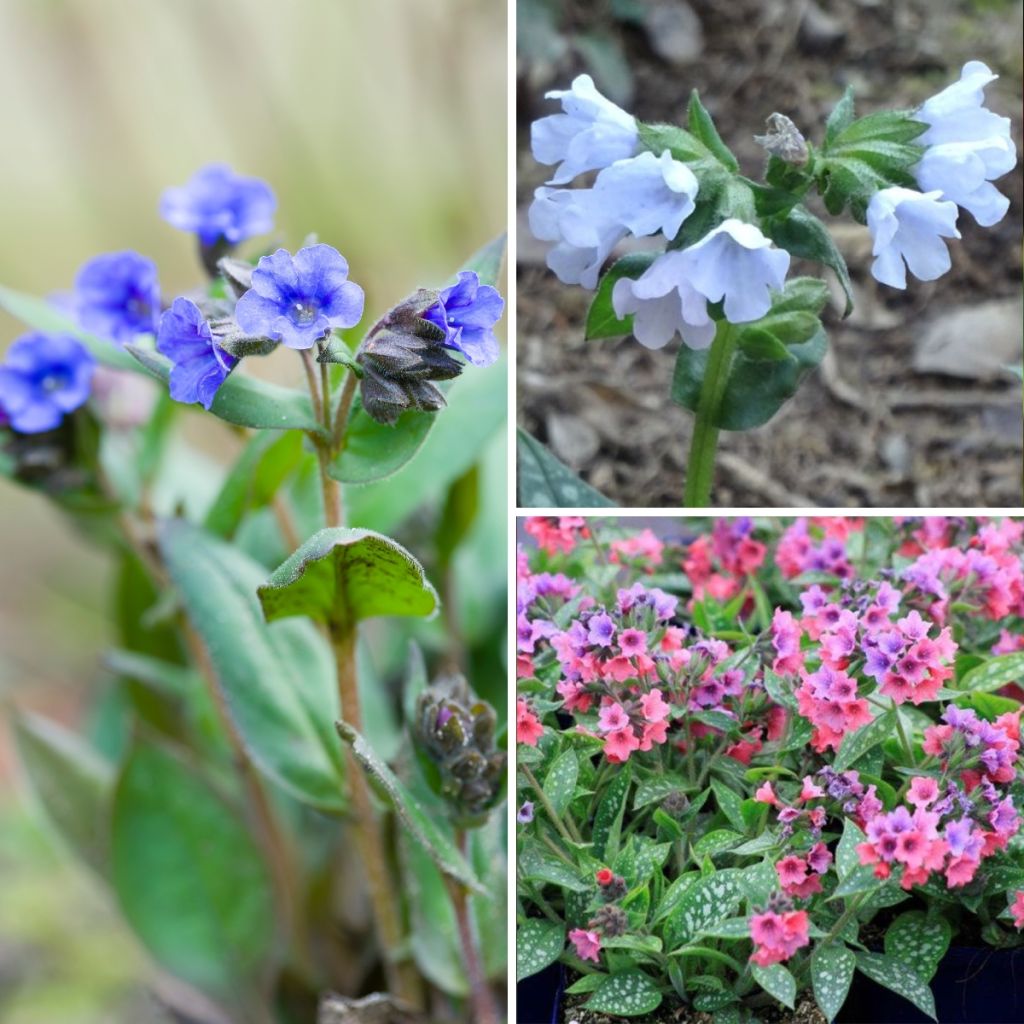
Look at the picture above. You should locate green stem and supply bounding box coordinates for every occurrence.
[522,764,580,846]
[683,320,738,507]
[892,699,915,766]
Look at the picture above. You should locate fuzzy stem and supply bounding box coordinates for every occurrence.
[683,320,738,507]
[447,830,498,1024]
[331,370,359,453]
[332,626,423,1007]
[521,764,581,846]
[892,698,916,766]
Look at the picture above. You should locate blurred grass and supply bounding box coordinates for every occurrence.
[0,0,506,1016]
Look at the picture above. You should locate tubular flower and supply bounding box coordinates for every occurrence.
[160,163,276,245]
[531,74,638,184]
[74,250,160,345]
[0,333,94,434]
[156,297,237,410]
[866,187,960,289]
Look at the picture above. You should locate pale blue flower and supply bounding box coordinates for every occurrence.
[611,220,790,349]
[682,219,790,323]
[867,187,960,290]
[528,186,626,290]
[913,61,1017,227]
[592,151,699,241]
[531,74,638,184]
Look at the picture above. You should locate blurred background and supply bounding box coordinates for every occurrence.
[517,0,1023,507]
[0,0,505,1020]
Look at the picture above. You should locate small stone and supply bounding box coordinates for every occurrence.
[546,412,601,467]
[880,433,911,475]
[913,299,1024,380]
[643,1,704,66]
[798,1,846,53]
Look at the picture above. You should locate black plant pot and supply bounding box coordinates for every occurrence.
[837,945,1024,1023]
[516,962,564,1024]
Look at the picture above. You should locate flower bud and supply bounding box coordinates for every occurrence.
[589,905,629,937]
[661,790,690,818]
[755,112,809,166]
[356,289,464,425]
[413,674,506,826]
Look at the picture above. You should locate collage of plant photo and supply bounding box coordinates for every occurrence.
[1,1,1022,1024]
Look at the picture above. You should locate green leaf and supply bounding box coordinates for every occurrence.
[836,818,868,881]
[111,741,276,1005]
[593,764,632,861]
[634,772,692,810]
[954,689,1021,720]
[855,952,937,1021]
[751,962,796,1010]
[764,206,854,316]
[124,342,320,432]
[517,428,615,507]
[663,870,742,948]
[330,395,436,484]
[812,943,856,1021]
[884,912,950,983]
[698,916,752,939]
[336,721,482,893]
[835,710,895,771]
[517,919,565,982]
[824,86,856,146]
[957,652,1024,693]
[638,122,705,162]
[694,829,743,858]
[586,970,663,1017]
[672,323,827,431]
[687,90,739,172]
[458,233,507,288]
[517,841,589,893]
[544,748,579,818]
[13,711,113,873]
[158,520,345,810]
[435,464,480,566]
[566,973,608,994]
[204,431,304,538]
[736,327,791,361]
[257,527,438,628]
[586,253,658,340]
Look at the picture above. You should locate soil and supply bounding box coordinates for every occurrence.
[517,0,1024,507]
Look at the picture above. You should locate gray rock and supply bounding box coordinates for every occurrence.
[798,1,846,52]
[643,1,703,66]
[546,411,601,466]
[913,298,1024,380]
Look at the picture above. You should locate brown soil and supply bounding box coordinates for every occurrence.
[561,990,827,1024]
[517,0,1024,507]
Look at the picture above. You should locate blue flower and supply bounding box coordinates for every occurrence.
[156,297,237,410]
[74,251,160,346]
[160,164,276,246]
[234,244,365,350]
[0,332,95,434]
[423,271,504,366]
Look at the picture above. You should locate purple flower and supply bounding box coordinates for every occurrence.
[160,164,276,246]
[422,271,504,366]
[517,801,535,824]
[0,332,94,434]
[74,251,160,345]
[156,298,237,410]
[587,612,616,648]
[234,244,364,350]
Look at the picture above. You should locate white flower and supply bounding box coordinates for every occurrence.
[913,61,1017,226]
[918,61,1012,147]
[531,74,638,184]
[916,139,1015,226]
[592,151,699,241]
[867,187,960,289]
[682,219,791,323]
[528,187,626,290]
[612,251,715,351]
[610,219,790,350]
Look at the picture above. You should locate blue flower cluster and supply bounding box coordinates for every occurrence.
[2,162,504,429]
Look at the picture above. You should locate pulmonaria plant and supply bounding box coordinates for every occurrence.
[0,163,506,1024]
[528,67,1018,505]
[517,517,1024,1023]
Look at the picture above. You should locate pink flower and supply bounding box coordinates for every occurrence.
[597,702,630,733]
[749,909,810,966]
[603,727,641,763]
[619,628,648,657]
[907,776,939,809]
[807,842,833,875]
[640,688,671,723]
[800,776,824,802]
[639,719,669,751]
[556,679,593,713]
[568,927,602,962]
[770,608,804,676]
[1011,890,1024,929]
[755,781,779,806]
[516,698,544,746]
